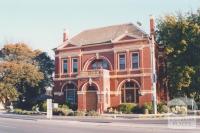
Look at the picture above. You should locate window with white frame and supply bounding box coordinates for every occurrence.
[132,53,139,69]
[119,54,126,70]
[65,83,77,104]
[72,58,78,73]
[121,81,139,103]
[63,59,68,73]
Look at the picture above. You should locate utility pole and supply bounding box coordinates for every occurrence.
[150,15,157,114]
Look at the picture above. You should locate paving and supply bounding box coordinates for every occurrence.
[0,116,199,133]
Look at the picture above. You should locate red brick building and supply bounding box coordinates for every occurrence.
[53,18,166,112]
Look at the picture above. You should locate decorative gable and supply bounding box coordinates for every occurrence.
[112,34,139,43]
[119,35,137,41]
[63,43,77,48]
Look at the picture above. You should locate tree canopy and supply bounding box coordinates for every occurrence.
[157,9,200,101]
[0,43,54,108]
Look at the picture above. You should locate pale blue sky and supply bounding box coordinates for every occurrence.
[0,0,199,57]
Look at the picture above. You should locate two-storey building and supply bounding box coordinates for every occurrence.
[53,17,167,112]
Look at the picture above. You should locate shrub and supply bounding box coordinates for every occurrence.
[39,101,47,112]
[86,111,100,116]
[13,108,23,114]
[13,109,34,115]
[53,108,73,116]
[118,103,137,114]
[22,110,32,115]
[32,105,37,111]
[143,103,153,114]
[197,103,200,110]
[53,108,67,116]
[157,102,168,113]
[31,104,40,112]
[160,105,169,113]
[59,104,69,109]
[63,102,77,111]
[179,106,187,114]
[170,105,187,114]
[132,105,143,114]
[74,111,86,116]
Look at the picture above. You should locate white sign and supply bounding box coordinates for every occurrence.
[47,99,53,119]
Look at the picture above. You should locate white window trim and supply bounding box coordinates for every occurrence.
[121,85,138,103]
[118,53,126,71]
[131,52,140,70]
[62,59,68,74]
[72,58,78,74]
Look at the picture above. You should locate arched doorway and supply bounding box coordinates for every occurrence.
[121,80,139,103]
[63,83,77,105]
[85,83,98,111]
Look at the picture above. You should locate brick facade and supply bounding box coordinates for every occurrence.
[53,20,166,113]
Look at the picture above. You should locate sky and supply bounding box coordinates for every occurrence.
[0,0,200,57]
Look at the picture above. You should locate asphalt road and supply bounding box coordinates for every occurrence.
[0,117,199,133]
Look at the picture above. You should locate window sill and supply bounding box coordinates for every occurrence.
[130,68,140,71]
[116,70,127,72]
[71,73,78,75]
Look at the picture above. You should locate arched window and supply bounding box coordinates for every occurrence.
[121,81,139,103]
[64,83,77,104]
[90,59,110,70]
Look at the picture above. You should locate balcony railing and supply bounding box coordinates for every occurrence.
[78,69,109,78]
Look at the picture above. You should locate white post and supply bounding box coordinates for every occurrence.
[47,99,53,119]
[151,29,157,114]
[46,87,53,119]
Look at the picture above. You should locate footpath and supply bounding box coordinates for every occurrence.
[0,110,200,130]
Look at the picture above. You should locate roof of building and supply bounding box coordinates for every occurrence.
[68,23,147,46]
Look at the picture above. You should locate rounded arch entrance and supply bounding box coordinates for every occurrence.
[118,79,140,103]
[82,82,99,111]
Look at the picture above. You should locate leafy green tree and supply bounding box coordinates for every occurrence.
[34,52,54,90]
[0,43,54,109]
[157,10,200,101]
[0,82,18,105]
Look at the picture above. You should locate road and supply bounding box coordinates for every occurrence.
[0,117,199,133]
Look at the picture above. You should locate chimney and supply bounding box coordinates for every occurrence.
[63,29,68,42]
[150,15,155,36]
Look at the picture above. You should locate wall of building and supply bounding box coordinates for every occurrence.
[53,37,165,111]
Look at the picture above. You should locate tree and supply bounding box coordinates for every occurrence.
[34,52,54,89]
[0,62,44,87]
[157,9,200,102]
[0,82,18,104]
[0,43,36,63]
[0,43,54,109]
[31,52,54,104]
